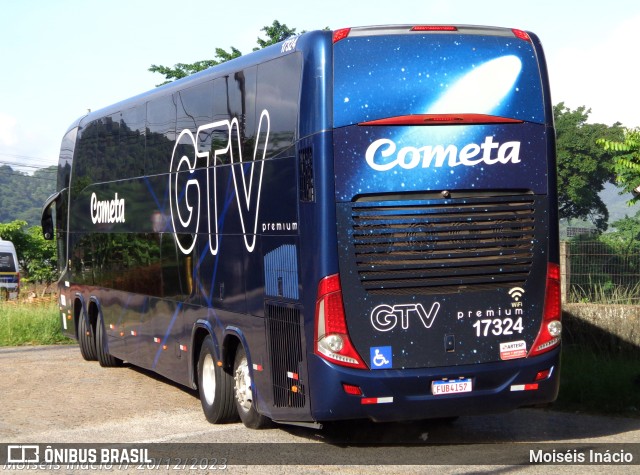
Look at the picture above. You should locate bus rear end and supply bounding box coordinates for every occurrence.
[310,25,560,422]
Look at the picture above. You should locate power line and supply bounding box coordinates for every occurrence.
[0,160,57,171]
[0,152,55,163]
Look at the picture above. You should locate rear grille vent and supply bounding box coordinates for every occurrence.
[298,146,315,202]
[350,195,535,295]
[265,304,306,408]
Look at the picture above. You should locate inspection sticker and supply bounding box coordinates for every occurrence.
[499,340,527,360]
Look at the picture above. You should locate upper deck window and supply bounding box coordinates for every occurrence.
[334,34,544,127]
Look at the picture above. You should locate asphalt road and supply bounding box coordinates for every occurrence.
[1,345,639,473]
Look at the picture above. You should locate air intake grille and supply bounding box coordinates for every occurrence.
[298,146,314,202]
[266,304,306,408]
[350,195,535,295]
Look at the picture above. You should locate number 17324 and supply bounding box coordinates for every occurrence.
[472,317,523,337]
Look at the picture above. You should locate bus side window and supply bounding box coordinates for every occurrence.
[146,96,176,176]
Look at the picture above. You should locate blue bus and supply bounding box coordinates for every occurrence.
[42,25,561,429]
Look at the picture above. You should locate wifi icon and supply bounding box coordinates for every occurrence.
[508,287,525,301]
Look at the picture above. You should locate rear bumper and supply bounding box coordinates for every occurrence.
[306,346,560,422]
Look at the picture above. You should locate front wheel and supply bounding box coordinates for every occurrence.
[234,346,271,429]
[197,335,237,423]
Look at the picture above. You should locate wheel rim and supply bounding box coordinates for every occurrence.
[202,353,216,406]
[234,356,252,413]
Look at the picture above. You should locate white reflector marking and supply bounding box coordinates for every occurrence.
[361,396,394,405]
[510,383,539,392]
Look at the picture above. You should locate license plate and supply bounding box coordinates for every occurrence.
[431,378,473,396]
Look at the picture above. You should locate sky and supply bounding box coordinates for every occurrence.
[1,0,639,176]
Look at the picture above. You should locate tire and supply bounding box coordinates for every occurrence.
[78,312,97,361]
[233,346,271,429]
[197,335,237,423]
[96,313,122,368]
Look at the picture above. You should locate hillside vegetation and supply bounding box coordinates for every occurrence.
[0,165,56,227]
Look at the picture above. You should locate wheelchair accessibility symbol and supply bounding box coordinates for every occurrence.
[370,346,392,369]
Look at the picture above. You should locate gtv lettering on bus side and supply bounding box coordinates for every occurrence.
[169,109,270,255]
[365,136,521,171]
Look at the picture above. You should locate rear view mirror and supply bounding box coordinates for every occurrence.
[41,192,60,240]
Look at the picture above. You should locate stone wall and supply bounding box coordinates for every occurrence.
[563,303,640,354]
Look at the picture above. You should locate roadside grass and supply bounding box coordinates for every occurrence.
[570,282,640,305]
[555,344,640,417]
[0,301,72,346]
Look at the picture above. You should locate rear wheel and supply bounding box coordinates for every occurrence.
[78,312,97,361]
[197,335,237,423]
[234,346,271,429]
[96,313,122,367]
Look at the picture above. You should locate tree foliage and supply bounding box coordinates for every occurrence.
[597,128,640,203]
[253,20,299,50]
[0,165,56,227]
[0,220,57,287]
[554,103,624,231]
[149,20,299,86]
[606,209,640,242]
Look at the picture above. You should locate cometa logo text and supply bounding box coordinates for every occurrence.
[91,192,126,224]
[365,136,521,171]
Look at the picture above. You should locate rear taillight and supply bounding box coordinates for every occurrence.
[333,28,351,43]
[512,29,531,42]
[314,274,367,369]
[529,263,562,357]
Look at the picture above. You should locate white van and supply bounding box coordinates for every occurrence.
[0,239,20,300]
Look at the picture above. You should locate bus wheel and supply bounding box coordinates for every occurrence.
[78,312,97,361]
[197,335,237,423]
[96,313,122,367]
[233,346,271,429]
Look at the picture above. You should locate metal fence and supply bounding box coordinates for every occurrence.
[560,240,640,304]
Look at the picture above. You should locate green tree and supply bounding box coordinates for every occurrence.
[0,220,58,289]
[606,209,640,242]
[554,103,624,232]
[149,20,299,86]
[0,220,30,259]
[253,20,299,50]
[597,128,640,204]
[22,225,58,292]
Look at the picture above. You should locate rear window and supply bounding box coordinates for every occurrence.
[334,33,544,127]
[0,252,16,272]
